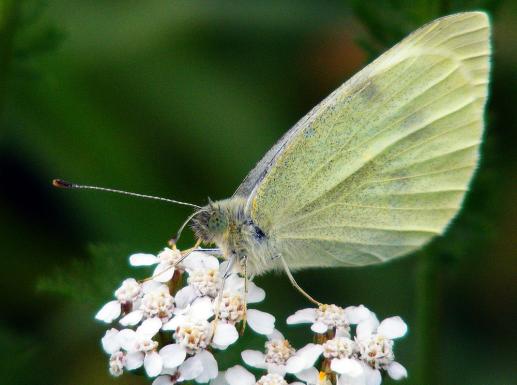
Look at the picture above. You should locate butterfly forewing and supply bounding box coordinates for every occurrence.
[240,12,490,269]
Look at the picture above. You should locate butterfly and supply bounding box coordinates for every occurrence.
[55,12,491,303]
[189,12,491,285]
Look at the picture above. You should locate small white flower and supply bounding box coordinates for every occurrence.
[188,268,221,297]
[130,248,185,283]
[102,328,123,354]
[256,373,289,385]
[120,284,175,326]
[116,318,163,377]
[161,312,221,382]
[225,365,303,385]
[242,331,321,378]
[174,317,213,354]
[109,351,126,377]
[355,315,408,384]
[212,273,273,337]
[115,278,142,303]
[287,304,370,336]
[95,278,142,323]
[172,252,225,309]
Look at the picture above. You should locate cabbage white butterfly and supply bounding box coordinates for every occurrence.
[54,12,491,303]
[190,12,491,282]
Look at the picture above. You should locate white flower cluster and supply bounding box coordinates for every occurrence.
[223,304,407,385]
[95,247,408,385]
[96,248,275,384]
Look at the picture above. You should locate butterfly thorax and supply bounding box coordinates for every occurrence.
[190,197,277,275]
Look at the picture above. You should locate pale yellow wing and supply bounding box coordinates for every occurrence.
[248,12,491,269]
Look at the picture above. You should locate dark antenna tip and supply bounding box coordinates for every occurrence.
[52,179,74,188]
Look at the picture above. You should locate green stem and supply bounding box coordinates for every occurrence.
[0,0,19,115]
[415,252,441,384]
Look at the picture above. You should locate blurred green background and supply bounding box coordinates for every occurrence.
[1,1,515,384]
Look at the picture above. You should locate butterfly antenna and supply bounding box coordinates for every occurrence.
[52,179,202,209]
[170,209,205,245]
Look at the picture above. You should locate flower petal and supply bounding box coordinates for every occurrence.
[285,356,305,374]
[162,315,187,331]
[179,355,204,381]
[286,308,316,325]
[138,317,162,337]
[95,300,121,323]
[117,328,137,351]
[212,323,238,348]
[175,286,198,309]
[101,329,120,354]
[286,344,323,374]
[247,282,265,303]
[387,362,407,380]
[153,375,175,385]
[183,252,219,271]
[153,262,175,283]
[119,310,144,326]
[310,321,328,334]
[338,371,366,385]
[295,367,319,384]
[225,365,256,385]
[160,344,187,369]
[211,372,229,385]
[363,364,381,385]
[331,358,363,376]
[190,297,215,320]
[130,253,158,266]
[145,351,163,377]
[378,317,407,339]
[356,316,379,341]
[296,343,324,368]
[241,350,266,369]
[267,329,284,341]
[125,351,144,370]
[142,280,163,294]
[195,350,218,383]
[344,305,371,324]
[247,309,275,335]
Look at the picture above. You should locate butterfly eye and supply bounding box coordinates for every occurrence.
[208,212,227,233]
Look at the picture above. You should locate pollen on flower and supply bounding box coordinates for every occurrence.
[115,278,141,304]
[219,292,245,324]
[140,285,174,320]
[256,373,288,385]
[264,339,295,365]
[135,337,159,353]
[357,334,395,369]
[188,268,221,297]
[174,318,212,354]
[318,371,332,385]
[322,336,356,359]
[109,351,126,377]
[316,304,350,333]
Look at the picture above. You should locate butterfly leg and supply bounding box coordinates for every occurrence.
[212,254,235,335]
[240,255,249,334]
[279,255,322,306]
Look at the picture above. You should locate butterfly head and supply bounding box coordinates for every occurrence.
[191,200,229,243]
